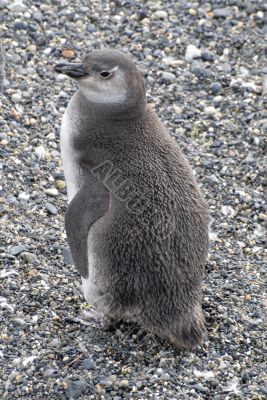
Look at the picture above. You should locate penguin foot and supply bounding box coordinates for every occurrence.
[74,309,103,328]
[101,315,121,331]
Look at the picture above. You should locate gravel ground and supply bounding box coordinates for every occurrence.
[1,0,266,399]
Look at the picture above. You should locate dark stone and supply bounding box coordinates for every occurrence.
[86,23,96,33]
[14,22,28,30]
[62,247,74,265]
[138,10,148,21]
[33,12,43,22]
[9,245,26,256]
[210,82,222,94]
[202,51,215,62]
[65,380,87,399]
[83,358,96,370]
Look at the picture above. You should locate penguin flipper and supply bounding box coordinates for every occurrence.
[65,173,109,278]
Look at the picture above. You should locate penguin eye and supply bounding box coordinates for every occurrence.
[100,71,112,78]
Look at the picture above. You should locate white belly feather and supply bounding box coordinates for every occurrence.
[60,101,99,303]
[60,109,80,204]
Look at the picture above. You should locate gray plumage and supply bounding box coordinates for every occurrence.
[55,49,209,349]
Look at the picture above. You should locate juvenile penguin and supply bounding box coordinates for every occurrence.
[54,49,209,349]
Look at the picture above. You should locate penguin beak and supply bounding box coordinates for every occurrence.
[54,63,88,78]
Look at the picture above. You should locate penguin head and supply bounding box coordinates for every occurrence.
[55,49,146,114]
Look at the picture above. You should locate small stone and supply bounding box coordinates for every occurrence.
[8,0,26,12]
[189,8,197,16]
[244,294,252,301]
[0,0,8,9]
[192,383,208,393]
[185,44,201,62]
[204,106,216,115]
[160,373,170,381]
[62,49,74,59]
[18,192,30,201]
[118,379,129,388]
[55,180,65,189]
[202,51,214,62]
[14,21,28,30]
[45,188,59,197]
[210,82,222,94]
[65,380,86,399]
[9,245,26,256]
[21,252,38,264]
[35,145,45,160]
[161,72,176,83]
[32,11,43,22]
[62,247,74,265]
[152,10,168,20]
[221,205,235,218]
[86,23,96,32]
[45,202,58,215]
[28,44,37,53]
[213,7,232,18]
[191,62,212,79]
[83,358,96,370]
[11,92,22,103]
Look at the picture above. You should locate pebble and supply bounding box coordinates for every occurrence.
[45,188,59,197]
[55,180,65,189]
[204,106,216,115]
[65,380,86,399]
[62,49,74,59]
[201,51,214,62]
[160,373,171,381]
[9,245,26,256]
[213,7,232,18]
[11,92,22,103]
[62,247,74,265]
[185,44,201,62]
[20,252,38,264]
[210,82,222,95]
[18,192,30,201]
[83,357,96,370]
[161,72,176,83]
[44,202,58,215]
[152,10,168,20]
[118,379,129,388]
[7,0,26,12]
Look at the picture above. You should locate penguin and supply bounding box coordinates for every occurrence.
[54,49,209,349]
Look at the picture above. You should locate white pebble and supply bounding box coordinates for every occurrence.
[0,269,19,279]
[221,205,235,218]
[209,231,218,241]
[185,44,201,62]
[193,369,215,379]
[43,47,52,55]
[45,188,59,197]
[18,192,30,201]
[11,92,22,103]
[153,10,168,19]
[22,356,37,367]
[204,106,216,115]
[35,145,45,160]
[8,0,26,12]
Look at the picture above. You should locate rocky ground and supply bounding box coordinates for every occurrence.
[0,0,266,399]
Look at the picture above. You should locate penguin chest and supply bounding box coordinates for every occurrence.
[60,108,81,203]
